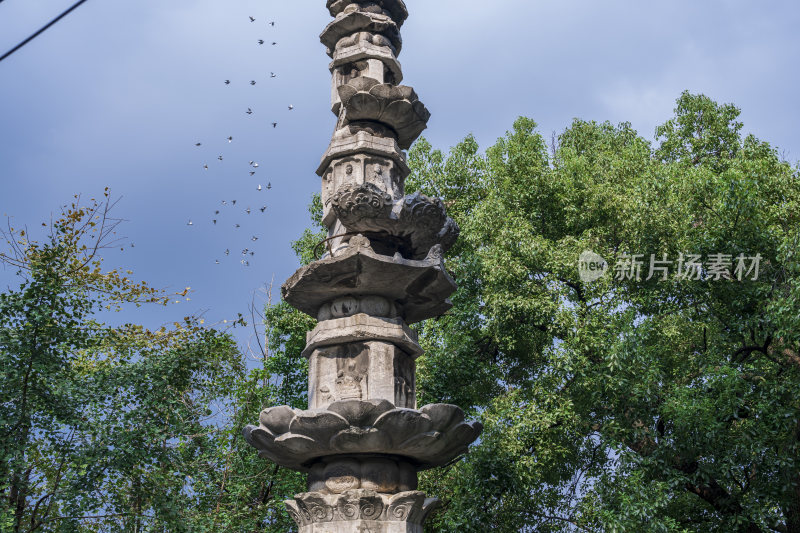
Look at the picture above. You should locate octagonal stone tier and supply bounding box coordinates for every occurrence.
[318,127,408,180]
[243,400,483,472]
[331,37,403,85]
[281,236,456,324]
[321,10,402,56]
[327,0,409,27]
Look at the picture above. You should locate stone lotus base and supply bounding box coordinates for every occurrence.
[243,400,482,472]
[337,78,429,150]
[286,489,439,533]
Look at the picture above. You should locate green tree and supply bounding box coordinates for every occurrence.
[0,193,243,532]
[406,92,800,532]
[242,92,799,532]
[205,91,800,532]
[7,90,799,533]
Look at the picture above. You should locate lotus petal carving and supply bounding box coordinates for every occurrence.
[244,401,482,471]
[337,78,429,149]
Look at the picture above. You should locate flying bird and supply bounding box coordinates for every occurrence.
[260,206,267,213]
[203,164,209,170]
[195,142,202,146]
[267,182,272,189]
[235,224,241,228]
[257,184,262,191]
[252,162,259,168]
[250,171,256,176]
[227,136,233,143]
[218,155,223,161]
[269,21,275,26]
[251,236,258,241]
[288,105,294,110]
[270,72,276,78]
[272,122,277,128]
[272,42,277,46]
[215,260,220,264]
[224,80,230,85]
[213,219,217,225]
[246,207,251,214]
[232,200,237,205]
[250,80,256,86]
[222,200,227,205]
[215,210,220,215]
[225,249,230,255]
[249,16,255,22]
[187,220,193,226]
[258,40,264,45]
[246,108,253,115]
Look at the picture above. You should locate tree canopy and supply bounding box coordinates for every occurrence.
[406,92,800,532]
[2,92,799,532]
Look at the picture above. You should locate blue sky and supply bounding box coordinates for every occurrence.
[1,0,798,350]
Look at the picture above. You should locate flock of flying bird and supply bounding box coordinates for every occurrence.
[187,15,293,268]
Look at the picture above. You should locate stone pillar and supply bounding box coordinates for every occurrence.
[244,2,482,531]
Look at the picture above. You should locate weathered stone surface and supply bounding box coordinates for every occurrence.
[318,128,408,181]
[286,490,438,532]
[320,151,408,229]
[243,402,483,471]
[330,187,460,259]
[328,399,394,427]
[332,182,394,227]
[337,78,429,149]
[318,295,398,320]
[321,11,402,56]
[303,314,421,359]
[327,0,409,27]
[307,456,417,495]
[307,340,417,409]
[331,39,402,85]
[281,236,456,324]
[329,38,403,115]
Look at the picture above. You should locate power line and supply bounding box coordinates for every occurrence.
[0,0,91,64]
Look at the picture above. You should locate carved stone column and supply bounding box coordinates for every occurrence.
[244,2,481,531]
